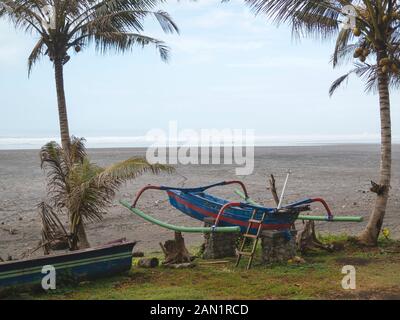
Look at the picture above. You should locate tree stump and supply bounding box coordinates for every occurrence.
[138,258,159,268]
[296,221,333,253]
[161,232,192,265]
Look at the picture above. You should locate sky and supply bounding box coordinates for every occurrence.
[0,0,399,149]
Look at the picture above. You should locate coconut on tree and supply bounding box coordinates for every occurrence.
[245,0,398,245]
[0,0,179,153]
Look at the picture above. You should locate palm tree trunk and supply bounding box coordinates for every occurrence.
[54,58,71,152]
[54,58,90,249]
[358,52,392,246]
[76,222,90,249]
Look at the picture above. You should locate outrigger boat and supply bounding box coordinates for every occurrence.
[121,181,363,235]
[0,240,135,289]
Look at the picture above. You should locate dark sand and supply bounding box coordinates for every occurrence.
[0,145,399,259]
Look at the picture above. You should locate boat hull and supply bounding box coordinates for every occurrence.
[0,241,135,289]
[167,190,298,234]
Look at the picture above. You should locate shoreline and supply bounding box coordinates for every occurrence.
[1,140,400,151]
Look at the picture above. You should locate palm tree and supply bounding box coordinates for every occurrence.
[0,0,178,153]
[245,0,398,245]
[39,137,173,249]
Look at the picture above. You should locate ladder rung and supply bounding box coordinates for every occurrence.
[243,234,258,239]
[248,219,263,224]
[237,251,253,256]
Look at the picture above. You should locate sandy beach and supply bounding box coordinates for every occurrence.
[0,144,399,259]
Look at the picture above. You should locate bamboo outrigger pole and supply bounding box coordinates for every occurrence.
[234,190,363,223]
[120,200,241,233]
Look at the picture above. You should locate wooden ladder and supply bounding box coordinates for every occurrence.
[235,209,267,270]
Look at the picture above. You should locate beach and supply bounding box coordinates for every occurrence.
[0,144,399,259]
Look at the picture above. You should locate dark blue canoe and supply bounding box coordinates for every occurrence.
[0,240,135,289]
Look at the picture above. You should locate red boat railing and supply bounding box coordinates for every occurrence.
[131,181,249,208]
[310,198,333,220]
[214,202,243,227]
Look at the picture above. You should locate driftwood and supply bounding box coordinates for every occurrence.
[268,174,296,230]
[132,251,145,258]
[161,232,193,265]
[296,221,333,253]
[198,260,230,265]
[164,262,196,269]
[0,227,17,235]
[268,174,280,206]
[137,258,159,268]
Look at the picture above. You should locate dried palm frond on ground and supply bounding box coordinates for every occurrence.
[38,202,70,255]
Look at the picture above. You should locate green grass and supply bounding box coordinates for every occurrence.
[4,235,400,300]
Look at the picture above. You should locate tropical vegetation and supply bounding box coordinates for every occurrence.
[39,137,172,250]
[0,0,179,153]
[245,0,399,245]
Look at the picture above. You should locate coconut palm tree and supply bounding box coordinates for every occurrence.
[245,0,398,245]
[0,0,178,153]
[39,137,173,249]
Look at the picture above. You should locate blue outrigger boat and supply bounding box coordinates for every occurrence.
[125,181,362,235]
[0,240,135,289]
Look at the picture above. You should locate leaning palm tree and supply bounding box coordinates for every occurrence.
[245,0,398,245]
[39,137,173,249]
[0,0,178,152]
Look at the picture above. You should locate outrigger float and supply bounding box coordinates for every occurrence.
[121,180,363,235]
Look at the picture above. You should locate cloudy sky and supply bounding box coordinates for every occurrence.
[0,0,399,148]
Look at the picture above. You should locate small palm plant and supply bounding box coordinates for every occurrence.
[39,137,172,250]
[245,0,398,245]
[0,0,178,152]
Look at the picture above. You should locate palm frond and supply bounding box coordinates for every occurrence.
[3,0,178,74]
[332,27,353,67]
[88,32,171,61]
[97,157,174,187]
[329,71,352,96]
[39,140,72,212]
[38,201,70,252]
[329,62,377,96]
[153,10,179,34]
[69,136,87,164]
[245,0,344,38]
[28,38,45,75]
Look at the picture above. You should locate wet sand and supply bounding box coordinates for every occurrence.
[0,144,399,259]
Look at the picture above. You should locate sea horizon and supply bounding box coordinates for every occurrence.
[0,134,399,151]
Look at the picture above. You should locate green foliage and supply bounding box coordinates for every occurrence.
[0,0,179,74]
[39,137,173,248]
[245,0,400,93]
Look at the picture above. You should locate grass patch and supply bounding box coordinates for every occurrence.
[3,238,400,300]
